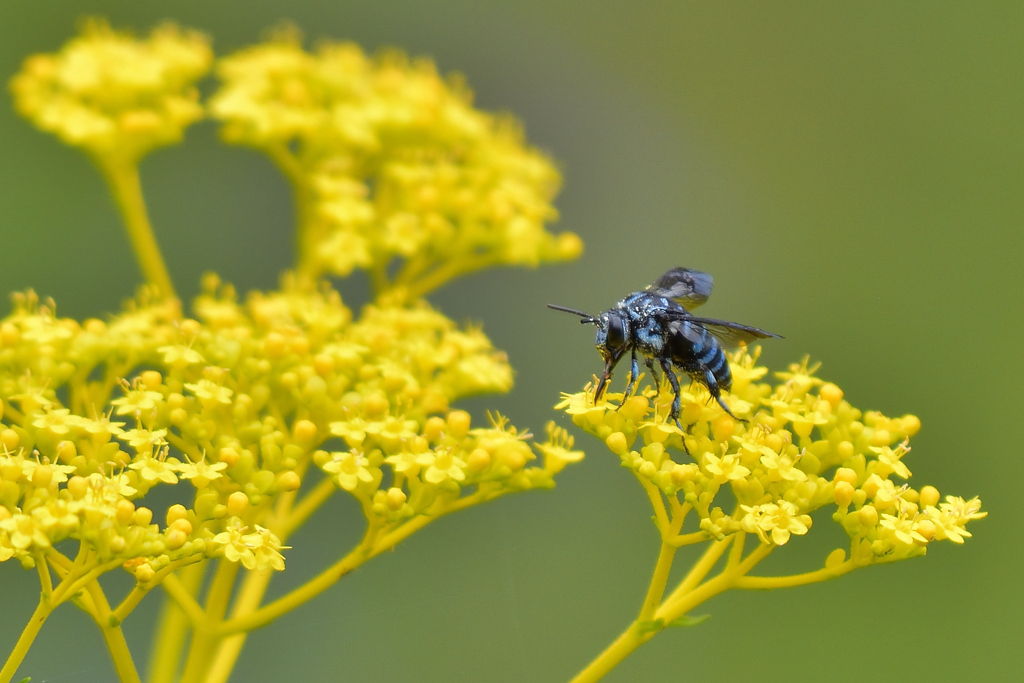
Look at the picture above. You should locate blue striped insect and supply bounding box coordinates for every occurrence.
[549,268,781,438]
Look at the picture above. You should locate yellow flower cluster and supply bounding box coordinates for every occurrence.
[559,350,984,564]
[563,349,985,681]
[9,19,211,163]
[0,278,576,576]
[4,21,585,682]
[208,31,581,293]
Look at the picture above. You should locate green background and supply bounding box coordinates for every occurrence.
[1,2,1020,681]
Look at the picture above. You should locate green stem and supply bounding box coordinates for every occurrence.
[149,562,206,683]
[264,143,319,276]
[179,560,238,683]
[273,477,336,539]
[667,530,710,547]
[101,623,143,683]
[656,543,772,625]
[0,599,52,683]
[213,503,458,640]
[35,551,53,597]
[569,622,649,683]
[50,559,123,606]
[637,477,669,532]
[159,573,207,628]
[571,538,770,683]
[735,558,856,589]
[664,536,731,605]
[206,492,495,681]
[215,532,376,637]
[204,467,329,682]
[113,556,204,625]
[204,567,276,683]
[83,580,141,683]
[402,254,496,301]
[637,542,676,623]
[98,159,177,300]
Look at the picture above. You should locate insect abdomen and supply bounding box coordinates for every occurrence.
[671,322,732,392]
[696,326,731,391]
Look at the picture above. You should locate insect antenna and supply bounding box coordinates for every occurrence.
[547,304,599,325]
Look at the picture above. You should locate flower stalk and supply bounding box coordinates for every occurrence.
[98,160,177,299]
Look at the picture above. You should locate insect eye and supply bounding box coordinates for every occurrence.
[605,315,624,348]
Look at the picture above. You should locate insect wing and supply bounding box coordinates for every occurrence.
[646,268,714,310]
[681,315,782,349]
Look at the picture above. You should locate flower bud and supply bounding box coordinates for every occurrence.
[605,432,628,456]
[901,414,921,437]
[116,499,136,525]
[858,505,878,527]
[135,563,155,583]
[466,448,491,472]
[556,232,583,260]
[618,396,648,423]
[67,476,89,499]
[141,370,163,390]
[446,410,471,438]
[134,507,154,527]
[915,519,935,543]
[219,447,240,467]
[819,383,843,408]
[0,322,20,346]
[834,467,857,486]
[386,487,407,511]
[825,548,846,569]
[170,518,193,536]
[166,504,188,526]
[1,429,20,452]
[712,416,735,443]
[165,530,187,550]
[293,420,318,444]
[670,463,695,486]
[109,536,126,554]
[919,485,940,508]
[32,464,53,488]
[424,416,446,442]
[313,354,335,377]
[227,491,249,516]
[833,481,855,507]
[277,471,301,491]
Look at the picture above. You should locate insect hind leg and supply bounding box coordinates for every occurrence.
[658,358,683,423]
[702,367,746,422]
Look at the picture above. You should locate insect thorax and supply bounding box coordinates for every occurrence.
[620,293,670,357]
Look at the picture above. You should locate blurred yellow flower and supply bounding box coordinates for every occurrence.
[10,19,210,163]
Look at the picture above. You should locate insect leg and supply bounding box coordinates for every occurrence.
[595,352,624,402]
[703,367,746,422]
[618,351,641,408]
[660,359,684,427]
[644,358,661,395]
[660,358,689,454]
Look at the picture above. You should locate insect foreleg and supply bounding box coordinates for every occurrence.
[617,351,641,407]
[595,352,624,402]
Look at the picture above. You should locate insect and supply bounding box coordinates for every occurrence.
[548,267,781,436]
